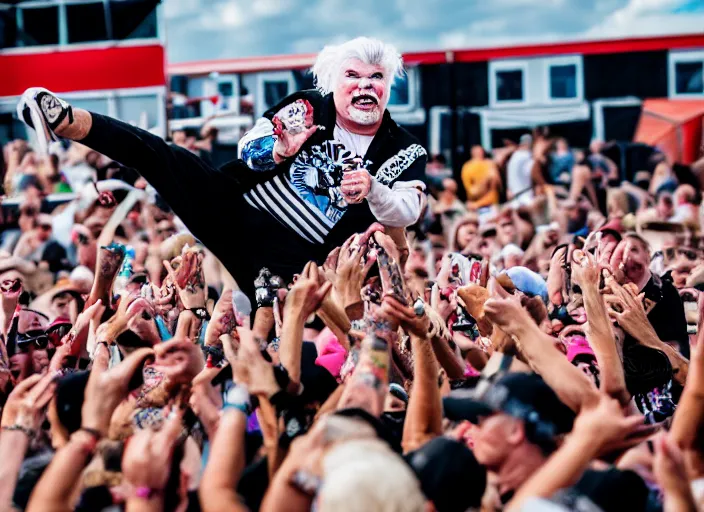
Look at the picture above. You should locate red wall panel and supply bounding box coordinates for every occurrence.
[0,44,166,97]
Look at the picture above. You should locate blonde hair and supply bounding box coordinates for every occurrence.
[312,37,404,95]
[317,439,426,512]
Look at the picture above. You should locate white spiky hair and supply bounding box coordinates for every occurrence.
[312,37,404,95]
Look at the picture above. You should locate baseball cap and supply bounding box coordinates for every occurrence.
[443,373,575,445]
[504,267,548,303]
[519,134,533,145]
[573,468,648,512]
[566,336,595,363]
[404,437,487,512]
[597,218,623,242]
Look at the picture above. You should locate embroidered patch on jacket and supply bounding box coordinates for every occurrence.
[375,144,427,185]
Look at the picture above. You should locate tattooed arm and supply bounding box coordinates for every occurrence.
[336,316,396,417]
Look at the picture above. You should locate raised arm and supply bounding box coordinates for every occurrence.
[382,296,443,453]
[200,408,250,512]
[571,251,629,405]
[604,279,689,387]
[484,285,598,412]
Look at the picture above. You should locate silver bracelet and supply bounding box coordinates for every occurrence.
[2,424,35,438]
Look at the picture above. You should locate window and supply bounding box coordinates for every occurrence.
[496,70,524,101]
[389,74,410,106]
[489,61,528,106]
[669,50,704,97]
[110,0,158,40]
[550,64,577,99]
[117,94,159,128]
[67,2,108,43]
[21,6,60,46]
[0,6,18,49]
[256,72,295,116]
[218,81,234,97]
[264,81,289,107]
[69,97,110,116]
[675,62,703,95]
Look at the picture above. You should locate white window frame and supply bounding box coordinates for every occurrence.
[214,74,241,116]
[668,49,704,98]
[489,60,528,107]
[2,0,160,54]
[255,71,295,117]
[544,55,583,104]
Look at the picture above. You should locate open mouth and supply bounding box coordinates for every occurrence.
[352,94,378,110]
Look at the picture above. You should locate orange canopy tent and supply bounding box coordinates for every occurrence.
[634,99,704,165]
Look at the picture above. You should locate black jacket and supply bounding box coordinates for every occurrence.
[229,89,427,249]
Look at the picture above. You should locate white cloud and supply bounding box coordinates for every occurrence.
[585,0,704,37]
[164,0,702,63]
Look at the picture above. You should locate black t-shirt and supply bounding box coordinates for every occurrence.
[642,274,689,356]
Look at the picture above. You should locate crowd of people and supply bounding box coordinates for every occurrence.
[1,36,704,512]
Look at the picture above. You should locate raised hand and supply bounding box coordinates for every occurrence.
[1,374,56,434]
[370,231,407,305]
[284,261,332,321]
[122,406,184,494]
[204,288,236,347]
[571,393,644,449]
[150,338,205,387]
[272,99,320,163]
[380,295,429,339]
[335,230,379,311]
[81,347,155,436]
[163,245,206,310]
[602,281,649,338]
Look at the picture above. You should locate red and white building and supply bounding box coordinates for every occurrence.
[0,0,167,145]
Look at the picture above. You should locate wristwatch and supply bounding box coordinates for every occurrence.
[189,307,210,320]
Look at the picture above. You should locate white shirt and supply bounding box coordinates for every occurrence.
[506,149,534,204]
[333,123,374,158]
[334,124,424,227]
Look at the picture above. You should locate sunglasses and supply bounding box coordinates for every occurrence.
[38,224,51,231]
[46,323,72,346]
[665,247,700,261]
[20,207,37,217]
[16,330,49,351]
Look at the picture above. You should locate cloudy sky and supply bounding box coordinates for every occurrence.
[164,0,704,63]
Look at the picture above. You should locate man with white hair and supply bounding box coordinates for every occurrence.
[17,37,427,301]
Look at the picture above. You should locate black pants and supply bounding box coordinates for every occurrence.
[81,113,325,302]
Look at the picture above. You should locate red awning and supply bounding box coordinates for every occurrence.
[634,98,704,165]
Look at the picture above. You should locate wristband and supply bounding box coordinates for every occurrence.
[189,308,210,321]
[69,429,99,456]
[134,486,162,500]
[79,426,103,440]
[290,469,321,496]
[2,424,35,438]
[691,478,704,503]
[223,383,252,416]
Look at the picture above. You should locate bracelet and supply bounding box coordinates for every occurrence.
[189,308,210,321]
[1,424,35,438]
[69,430,99,456]
[134,486,162,500]
[78,426,103,440]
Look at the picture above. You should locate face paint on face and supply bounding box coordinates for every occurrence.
[334,58,389,128]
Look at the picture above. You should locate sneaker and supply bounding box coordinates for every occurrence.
[17,88,73,153]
